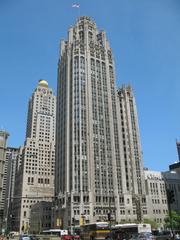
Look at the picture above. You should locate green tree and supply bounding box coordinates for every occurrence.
[164,211,180,230]
[143,218,158,230]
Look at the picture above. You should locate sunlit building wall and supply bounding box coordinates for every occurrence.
[56,17,147,227]
[12,80,56,232]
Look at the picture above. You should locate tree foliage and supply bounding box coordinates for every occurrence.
[164,211,180,230]
[143,218,158,230]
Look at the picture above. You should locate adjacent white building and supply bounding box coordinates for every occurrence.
[144,168,180,228]
[12,80,56,232]
[144,170,169,228]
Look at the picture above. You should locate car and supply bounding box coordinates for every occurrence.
[105,229,129,240]
[29,236,39,240]
[138,232,155,240]
[151,230,172,240]
[19,235,39,240]
[19,235,30,240]
[175,234,180,240]
[73,235,80,239]
[61,234,81,240]
[61,235,74,240]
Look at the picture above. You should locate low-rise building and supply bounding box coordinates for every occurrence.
[169,162,180,175]
[145,168,180,229]
[162,170,180,212]
[144,170,169,228]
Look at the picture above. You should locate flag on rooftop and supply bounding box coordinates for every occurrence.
[72,3,80,8]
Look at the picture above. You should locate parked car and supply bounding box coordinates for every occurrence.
[73,235,80,239]
[151,230,172,240]
[61,235,74,240]
[19,235,30,240]
[175,233,180,240]
[137,232,155,240]
[29,236,39,240]
[61,234,81,240]
[19,235,39,240]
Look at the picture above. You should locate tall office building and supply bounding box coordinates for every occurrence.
[117,86,147,219]
[3,147,19,232]
[56,17,146,227]
[12,80,56,232]
[117,86,146,195]
[0,130,9,231]
[176,141,180,162]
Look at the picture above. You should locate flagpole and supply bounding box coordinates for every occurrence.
[72,3,81,19]
[78,6,80,18]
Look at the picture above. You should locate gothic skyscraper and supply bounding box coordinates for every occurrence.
[56,17,147,226]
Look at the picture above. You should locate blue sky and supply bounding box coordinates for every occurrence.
[0,0,180,171]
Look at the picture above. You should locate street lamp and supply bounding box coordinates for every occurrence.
[164,171,176,234]
[166,188,175,233]
[133,195,143,223]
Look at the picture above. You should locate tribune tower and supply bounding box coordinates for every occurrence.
[56,17,147,226]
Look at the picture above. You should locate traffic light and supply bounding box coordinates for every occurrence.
[107,212,111,221]
[167,189,175,204]
[21,225,24,231]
